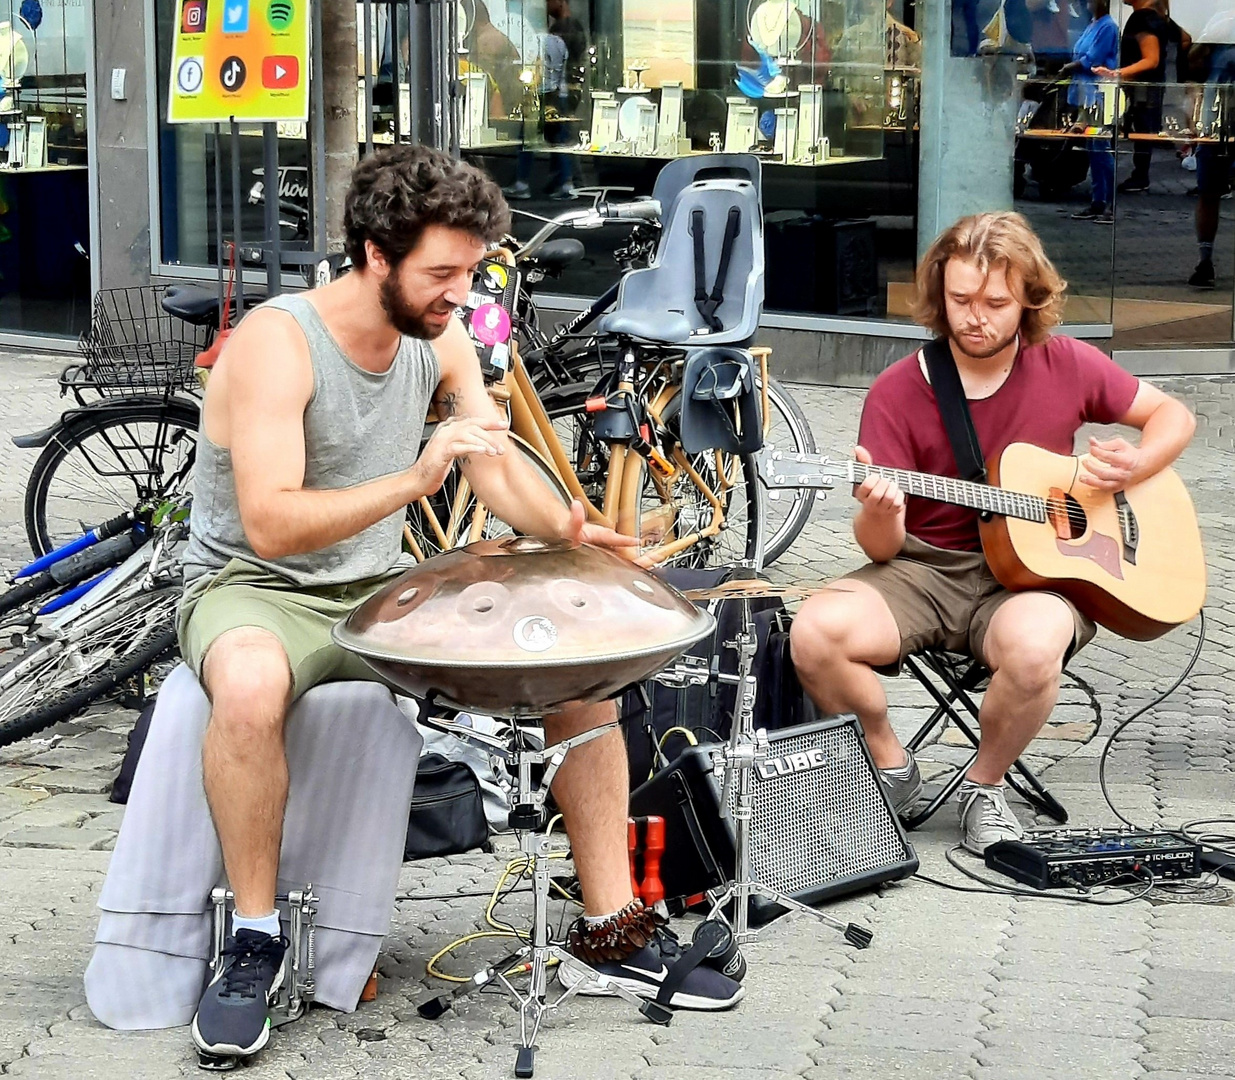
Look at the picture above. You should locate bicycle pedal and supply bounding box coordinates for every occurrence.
[196,1050,239,1072]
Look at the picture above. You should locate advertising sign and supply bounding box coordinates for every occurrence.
[168,0,310,124]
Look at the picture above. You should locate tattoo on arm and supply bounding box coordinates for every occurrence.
[435,390,463,419]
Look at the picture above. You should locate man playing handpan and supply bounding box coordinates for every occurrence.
[180,145,742,1061]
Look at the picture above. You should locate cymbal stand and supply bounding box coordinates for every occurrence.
[709,594,873,948]
[416,715,671,1079]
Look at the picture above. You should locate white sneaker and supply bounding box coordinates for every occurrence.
[957,781,1024,855]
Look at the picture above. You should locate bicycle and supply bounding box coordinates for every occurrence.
[15,285,216,556]
[504,202,816,565]
[0,499,187,746]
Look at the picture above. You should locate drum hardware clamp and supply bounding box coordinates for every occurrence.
[198,885,318,1072]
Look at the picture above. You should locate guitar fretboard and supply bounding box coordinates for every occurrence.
[845,462,1048,523]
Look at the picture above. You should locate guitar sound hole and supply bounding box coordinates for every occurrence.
[1062,494,1087,540]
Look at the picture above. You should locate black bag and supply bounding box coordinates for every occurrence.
[110,699,157,804]
[623,567,815,789]
[404,753,490,860]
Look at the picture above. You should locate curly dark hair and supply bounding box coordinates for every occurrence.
[342,145,510,269]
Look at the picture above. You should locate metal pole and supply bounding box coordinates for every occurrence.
[446,0,460,158]
[213,123,226,321]
[363,0,375,154]
[263,123,281,296]
[391,0,402,145]
[229,118,246,317]
[310,0,327,255]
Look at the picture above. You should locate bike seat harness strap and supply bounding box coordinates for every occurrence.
[691,206,742,332]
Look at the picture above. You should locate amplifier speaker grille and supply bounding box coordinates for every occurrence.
[631,715,918,923]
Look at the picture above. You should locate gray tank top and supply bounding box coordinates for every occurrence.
[182,293,439,587]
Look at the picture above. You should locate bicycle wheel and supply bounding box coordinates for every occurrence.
[759,378,817,565]
[24,399,199,556]
[0,584,179,746]
[638,393,761,569]
[405,434,571,560]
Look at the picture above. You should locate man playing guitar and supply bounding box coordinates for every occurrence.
[790,212,1196,854]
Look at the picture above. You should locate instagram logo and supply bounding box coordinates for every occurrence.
[181,0,207,32]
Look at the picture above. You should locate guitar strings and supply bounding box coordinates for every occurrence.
[849,465,1125,519]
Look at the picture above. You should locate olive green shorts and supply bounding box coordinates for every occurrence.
[838,535,1096,676]
[177,559,403,700]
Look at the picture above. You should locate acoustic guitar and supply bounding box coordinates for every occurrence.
[758,442,1206,641]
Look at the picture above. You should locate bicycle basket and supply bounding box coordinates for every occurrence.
[77,287,212,395]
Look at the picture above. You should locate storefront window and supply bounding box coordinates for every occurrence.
[458,0,922,320]
[1012,1,1235,349]
[153,0,311,271]
[0,0,91,335]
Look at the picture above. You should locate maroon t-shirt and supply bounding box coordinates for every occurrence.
[857,337,1140,552]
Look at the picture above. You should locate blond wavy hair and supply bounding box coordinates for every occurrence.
[912,212,1068,345]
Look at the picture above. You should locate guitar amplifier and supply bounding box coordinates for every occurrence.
[629,715,918,925]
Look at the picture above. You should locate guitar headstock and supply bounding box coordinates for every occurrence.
[756,445,841,491]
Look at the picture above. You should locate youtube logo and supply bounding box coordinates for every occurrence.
[262,55,299,90]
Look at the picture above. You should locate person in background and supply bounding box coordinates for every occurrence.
[1065,0,1120,222]
[504,0,586,202]
[1188,9,1235,289]
[1095,0,1168,194]
[466,0,522,118]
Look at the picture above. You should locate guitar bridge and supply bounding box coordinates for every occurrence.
[1114,491,1138,566]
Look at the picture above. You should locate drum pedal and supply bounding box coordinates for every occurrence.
[198,885,319,1071]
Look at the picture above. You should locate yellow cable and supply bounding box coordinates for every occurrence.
[658,726,698,750]
[426,850,580,983]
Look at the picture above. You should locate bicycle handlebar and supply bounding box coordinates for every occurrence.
[514,199,662,260]
[595,199,661,222]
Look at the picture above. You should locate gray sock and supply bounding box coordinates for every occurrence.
[232,909,281,938]
[1200,242,1215,262]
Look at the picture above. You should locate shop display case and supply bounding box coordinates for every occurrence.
[449,0,919,168]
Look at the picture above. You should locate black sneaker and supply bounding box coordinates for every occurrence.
[192,929,288,1058]
[1189,259,1216,289]
[1117,177,1149,193]
[1070,203,1105,220]
[559,902,744,1011]
[560,926,744,1010]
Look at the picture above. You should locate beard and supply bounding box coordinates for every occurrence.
[379,273,454,340]
[949,324,1019,360]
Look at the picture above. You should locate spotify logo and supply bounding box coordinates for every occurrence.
[267,0,293,29]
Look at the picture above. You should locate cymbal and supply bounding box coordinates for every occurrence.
[684,580,816,603]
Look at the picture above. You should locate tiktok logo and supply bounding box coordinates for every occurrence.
[219,56,247,92]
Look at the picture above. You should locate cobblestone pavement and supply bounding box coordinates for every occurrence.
[1,351,1234,1079]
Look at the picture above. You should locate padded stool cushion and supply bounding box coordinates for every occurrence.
[85,665,423,1028]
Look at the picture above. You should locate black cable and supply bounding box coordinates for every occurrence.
[1096,610,1235,863]
[1098,609,1207,830]
[395,887,534,902]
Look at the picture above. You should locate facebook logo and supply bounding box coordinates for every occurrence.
[222,0,249,33]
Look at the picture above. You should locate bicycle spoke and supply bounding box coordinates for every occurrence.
[0,589,175,726]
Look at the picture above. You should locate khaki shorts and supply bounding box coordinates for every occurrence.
[838,535,1095,676]
[177,559,403,699]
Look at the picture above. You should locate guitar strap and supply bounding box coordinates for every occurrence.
[921,337,988,486]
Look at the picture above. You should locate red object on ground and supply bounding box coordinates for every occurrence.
[641,816,665,905]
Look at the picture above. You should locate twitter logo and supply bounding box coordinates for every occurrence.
[222,0,248,33]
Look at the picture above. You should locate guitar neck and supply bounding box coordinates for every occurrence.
[845,461,1047,522]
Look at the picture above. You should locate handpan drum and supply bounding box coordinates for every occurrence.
[332,536,714,717]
